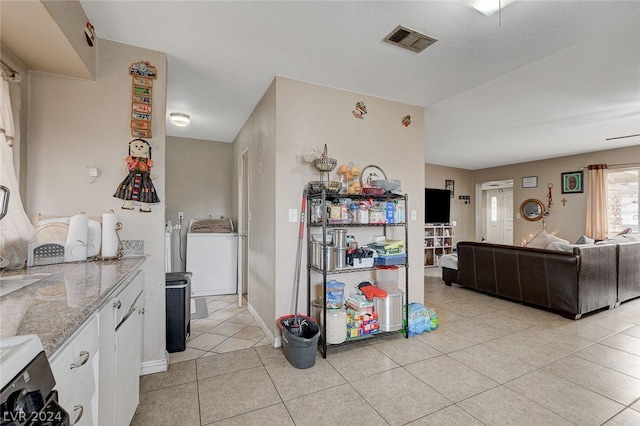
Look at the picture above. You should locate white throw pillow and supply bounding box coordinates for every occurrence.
[526,230,569,249]
[575,235,595,245]
[545,241,574,252]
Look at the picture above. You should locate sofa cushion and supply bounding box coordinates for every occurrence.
[575,235,595,245]
[526,230,569,249]
[545,241,574,252]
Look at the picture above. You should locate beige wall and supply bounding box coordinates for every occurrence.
[166,136,233,272]
[425,164,475,243]
[473,145,640,243]
[234,77,425,344]
[232,80,278,341]
[42,0,96,79]
[426,145,640,245]
[26,39,168,372]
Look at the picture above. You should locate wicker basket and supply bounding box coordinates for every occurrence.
[308,180,341,195]
[313,157,337,172]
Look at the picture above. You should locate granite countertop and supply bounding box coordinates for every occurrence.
[0,257,145,357]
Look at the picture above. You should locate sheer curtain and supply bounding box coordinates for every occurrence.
[585,164,608,240]
[1,76,36,269]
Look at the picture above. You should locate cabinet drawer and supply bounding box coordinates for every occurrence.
[50,315,99,399]
[60,365,97,426]
[113,270,144,326]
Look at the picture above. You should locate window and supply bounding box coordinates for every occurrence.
[607,168,639,234]
[490,195,498,222]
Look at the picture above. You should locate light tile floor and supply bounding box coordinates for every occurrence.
[132,268,640,425]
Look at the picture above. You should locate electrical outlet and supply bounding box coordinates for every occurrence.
[178,212,184,220]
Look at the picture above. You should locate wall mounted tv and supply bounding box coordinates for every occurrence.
[425,188,451,224]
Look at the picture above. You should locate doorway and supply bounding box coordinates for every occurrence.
[237,148,249,307]
[481,180,513,244]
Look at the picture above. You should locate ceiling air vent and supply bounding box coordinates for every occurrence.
[383,25,437,53]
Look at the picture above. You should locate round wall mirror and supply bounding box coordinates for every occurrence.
[520,199,545,221]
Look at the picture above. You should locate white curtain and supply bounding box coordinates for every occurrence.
[0,78,36,269]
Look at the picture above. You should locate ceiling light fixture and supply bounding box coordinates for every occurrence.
[461,0,516,16]
[169,112,191,127]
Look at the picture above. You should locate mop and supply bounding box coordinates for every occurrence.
[282,189,308,336]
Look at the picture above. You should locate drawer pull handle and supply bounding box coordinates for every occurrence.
[114,300,122,309]
[70,351,90,370]
[71,405,84,425]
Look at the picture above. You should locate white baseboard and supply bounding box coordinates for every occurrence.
[140,356,168,375]
[246,302,281,348]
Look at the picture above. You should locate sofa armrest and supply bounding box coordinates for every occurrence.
[572,243,617,313]
[616,241,640,303]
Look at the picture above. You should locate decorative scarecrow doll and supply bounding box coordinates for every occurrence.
[113,138,159,212]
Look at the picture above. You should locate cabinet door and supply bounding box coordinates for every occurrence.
[114,293,144,426]
[97,297,117,426]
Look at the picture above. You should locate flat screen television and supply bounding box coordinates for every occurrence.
[425,188,451,224]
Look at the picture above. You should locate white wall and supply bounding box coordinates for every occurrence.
[26,39,168,372]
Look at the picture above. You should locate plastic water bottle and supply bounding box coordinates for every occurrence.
[395,202,405,223]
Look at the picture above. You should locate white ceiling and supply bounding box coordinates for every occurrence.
[78,0,640,170]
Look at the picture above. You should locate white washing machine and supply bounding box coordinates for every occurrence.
[186,219,238,297]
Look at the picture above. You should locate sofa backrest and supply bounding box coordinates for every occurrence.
[456,241,617,316]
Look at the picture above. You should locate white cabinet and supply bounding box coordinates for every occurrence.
[50,315,99,426]
[98,269,145,426]
[424,224,453,267]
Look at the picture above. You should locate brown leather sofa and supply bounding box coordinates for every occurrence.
[616,240,640,304]
[442,241,618,319]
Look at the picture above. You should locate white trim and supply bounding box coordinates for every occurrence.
[247,301,279,348]
[139,356,168,376]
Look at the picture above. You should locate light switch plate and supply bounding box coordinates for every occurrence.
[288,209,298,222]
[411,210,417,221]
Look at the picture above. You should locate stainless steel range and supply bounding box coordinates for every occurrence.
[0,335,69,426]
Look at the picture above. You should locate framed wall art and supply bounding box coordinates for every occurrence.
[561,171,583,194]
[522,176,538,188]
[445,179,454,197]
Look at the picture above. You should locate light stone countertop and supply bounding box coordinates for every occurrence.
[0,257,145,357]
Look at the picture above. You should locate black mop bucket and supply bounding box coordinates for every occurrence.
[278,314,320,369]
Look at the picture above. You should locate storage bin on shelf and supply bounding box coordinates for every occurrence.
[374,253,406,266]
[373,289,404,332]
[375,265,399,291]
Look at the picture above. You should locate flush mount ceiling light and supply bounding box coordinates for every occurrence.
[462,0,516,16]
[169,112,191,127]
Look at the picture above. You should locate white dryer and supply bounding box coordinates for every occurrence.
[186,219,238,297]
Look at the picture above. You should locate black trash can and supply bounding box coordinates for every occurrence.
[165,272,192,353]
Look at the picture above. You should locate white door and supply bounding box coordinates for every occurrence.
[485,188,514,244]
